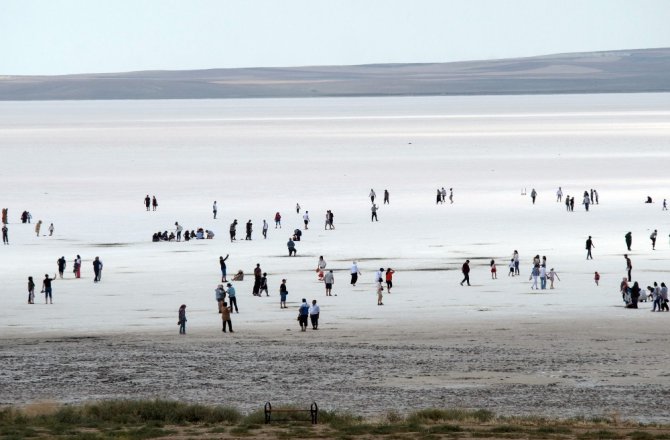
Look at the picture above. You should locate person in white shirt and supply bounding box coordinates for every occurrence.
[262,220,268,239]
[556,187,563,202]
[324,270,334,296]
[303,211,310,229]
[175,222,183,242]
[369,189,376,203]
[350,262,360,286]
[309,300,320,330]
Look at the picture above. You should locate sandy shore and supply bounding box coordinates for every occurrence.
[3,315,668,423]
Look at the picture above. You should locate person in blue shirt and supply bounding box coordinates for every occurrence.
[298,298,309,331]
[226,283,238,313]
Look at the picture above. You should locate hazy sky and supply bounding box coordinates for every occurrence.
[2,0,669,75]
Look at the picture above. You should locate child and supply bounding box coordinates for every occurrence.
[508,259,515,277]
[377,284,384,305]
[594,272,600,286]
[221,302,233,332]
[28,276,35,304]
[260,272,269,296]
[178,304,187,335]
[548,268,560,289]
[279,279,288,308]
[490,259,497,279]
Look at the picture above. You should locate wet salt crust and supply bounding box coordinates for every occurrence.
[1,94,669,420]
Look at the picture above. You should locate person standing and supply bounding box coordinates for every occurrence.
[93,256,103,282]
[449,188,454,204]
[569,196,575,211]
[279,279,288,308]
[583,192,590,211]
[317,256,327,279]
[144,195,151,211]
[625,254,632,281]
[627,281,640,308]
[73,255,81,278]
[309,300,320,330]
[213,201,218,219]
[660,282,669,312]
[556,187,563,202]
[565,196,570,211]
[42,274,55,304]
[650,229,658,250]
[178,305,187,335]
[513,250,520,276]
[27,276,35,304]
[435,189,442,204]
[2,224,7,245]
[377,283,384,305]
[441,187,447,203]
[287,237,296,256]
[625,231,632,251]
[594,189,599,204]
[350,262,360,286]
[324,270,334,296]
[175,222,183,242]
[303,211,310,229]
[48,223,54,236]
[245,220,253,240]
[226,283,238,313]
[369,189,376,203]
[229,219,237,242]
[274,212,281,228]
[298,299,309,331]
[152,196,158,211]
[296,203,300,214]
[586,236,595,259]
[539,264,547,289]
[1,207,7,224]
[530,264,540,290]
[252,263,262,296]
[548,268,560,289]
[221,302,233,332]
[371,204,378,221]
[35,220,42,237]
[383,189,390,204]
[57,256,66,279]
[663,199,668,211]
[219,254,229,282]
[262,220,268,239]
[328,210,334,229]
[460,260,471,286]
[215,284,226,313]
[385,268,395,292]
[530,188,537,204]
[490,260,497,279]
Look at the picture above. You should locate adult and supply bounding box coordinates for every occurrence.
[317,256,327,277]
[625,231,632,251]
[144,195,151,211]
[296,203,300,214]
[213,201,218,219]
[324,270,334,296]
[586,236,595,260]
[2,224,7,245]
[556,187,563,202]
[226,283,238,313]
[436,189,442,205]
[175,222,183,242]
[298,299,309,331]
[303,211,310,229]
[625,254,632,281]
[219,254,229,282]
[42,274,55,304]
[287,238,296,256]
[73,255,81,278]
[369,189,376,203]
[384,189,390,204]
[48,223,54,236]
[252,264,262,296]
[441,187,447,203]
[650,229,658,250]
[627,281,640,309]
[35,220,42,236]
[583,192,590,211]
[57,256,66,279]
[350,262,360,286]
[245,220,253,240]
[371,204,378,221]
[229,219,237,242]
[385,268,395,293]
[460,260,471,286]
[215,284,226,313]
[309,300,320,330]
[570,196,575,211]
[152,196,158,211]
[660,282,669,312]
[93,256,103,282]
[513,250,520,276]
[530,188,537,204]
[274,212,281,228]
[449,188,454,204]
[28,276,35,304]
[530,264,540,290]
[565,196,571,211]
[539,264,547,290]
[279,279,288,308]
[262,220,268,239]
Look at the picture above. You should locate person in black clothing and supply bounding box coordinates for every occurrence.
[220,254,229,282]
[460,260,471,286]
[252,264,262,296]
[2,224,8,245]
[144,195,151,211]
[229,220,237,242]
[42,274,55,304]
[57,256,66,279]
[570,196,575,211]
[586,236,594,260]
[627,282,641,309]
[93,256,103,282]
[625,231,632,251]
[152,196,158,211]
[384,189,389,204]
[245,220,253,240]
[625,254,632,281]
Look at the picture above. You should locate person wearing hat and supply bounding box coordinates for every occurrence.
[215,284,226,313]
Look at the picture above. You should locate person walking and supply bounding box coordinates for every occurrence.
[57,256,66,279]
[436,189,443,205]
[213,201,218,219]
[530,188,537,204]
[42,274,55,304]
[73,255,81,278]
[583,192,590,211]
[350,262,360,286]
[274,212,281,228]
[570,196,575,211]
[215,284,226,313]
[219,254,229,282]
[309,300,320,330]
[221,302,233,332]
[296,202,300,214]
[144,195,151,211]
[279,279,288,308]
[317,256,327,280]
[650,229,658,250]
[660,282,669,312]
[177,305,187,335]
[259,272,268,296]
[556,187,563,202]
[625,254,632,281]
[48,223,54,236]
[245,220,253,240]
[298,299,309,331]
[594,271,600,286]
[35,220,42,237]
[27,276,35,304]
[460,260,471,286]
[262,220,268,239]
[586,236,595,259]
[548,268,560,289]
[226,283,238,313]
[625,231,632,251]
[530,264,540,290]
[229,219,237,242]
[384,189,389,204]
[2,224,8,245]
[287,237,296,256]
[152,196,158,211]
[369,189,376,203]
[93,256,103,282]
[371,204,378,221]
[175,222,183,242]
[324,270,334,296]
[441,187,447,203]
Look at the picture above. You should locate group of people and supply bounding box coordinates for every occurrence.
[27,255,101,304]
[144,195,158,211]
[152,226,213,242]
[435,187,454,204]
[620,279,669,311]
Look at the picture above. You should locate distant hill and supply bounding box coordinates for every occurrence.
[1,48,669,100]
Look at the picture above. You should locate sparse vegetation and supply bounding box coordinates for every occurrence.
[0,400,668,439]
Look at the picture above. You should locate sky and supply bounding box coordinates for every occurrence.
[1,0,669,75]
